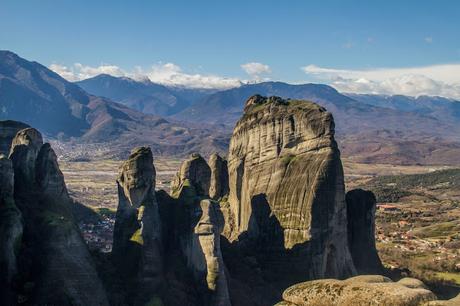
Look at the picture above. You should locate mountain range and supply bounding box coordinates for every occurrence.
[1,50,459,164]
[0,51,228,157]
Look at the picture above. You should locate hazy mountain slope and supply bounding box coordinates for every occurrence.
[173,82,460,139]
[346,93,460,124]
[0,51,228,157]
[77,74,214,116]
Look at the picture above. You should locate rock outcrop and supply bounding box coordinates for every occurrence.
[208,153,229,200]
[226,95,355,280]
[2,121,108,306]
[276,275,437,306]
[0,155,23,305]
[112,147,163,304]
[0,120,30,155]
[171,153,211,197]
[346,189,384,274]
[168,157,231,306]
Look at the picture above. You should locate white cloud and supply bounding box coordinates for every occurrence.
[241,62,271,79]
[424,36,433,44]
[302,64,460,99]
[49,62,242,89]
[49,63,125,82]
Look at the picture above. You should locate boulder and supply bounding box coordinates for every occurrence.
[208,153,229,200]
[276,275,437,306]
[346,189,384,274]
[226,95,355,280]
[171,153,211,197]
[112,146,163,304]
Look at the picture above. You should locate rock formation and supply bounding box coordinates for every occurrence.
[1,120,108,306]
[179,198,231,306]
[167,157,231,306]
[276,275,437,306]
[0,155,23,305]
[226,95,355,280]
[0,120,30,155]
[171,153,211,197]
[346,189,384,274]
[208,153,229,200]
[112,147,163,304]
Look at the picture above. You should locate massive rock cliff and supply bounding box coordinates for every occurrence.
[226,95,355,280]
[0,155,23,305]
[112,147,163,304]
[2,121,108,306]
[346,189,384,275]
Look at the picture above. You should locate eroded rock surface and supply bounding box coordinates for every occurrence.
[180,198,231,306]
[226,95,355,280]
[5,123,108,306]
[112,146,163,304]
[208,153,229,200]
[0,120,29,155]
[0,155,23,305]
[276,275,437,306]
[171,153,211,196]
[346,189,384,274]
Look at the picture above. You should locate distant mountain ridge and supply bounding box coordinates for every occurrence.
[1,50,459,165]
[0,50,228,157]
[77,74,215,116]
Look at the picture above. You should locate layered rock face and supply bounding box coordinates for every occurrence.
[171,153,211,196]
[226,95,355,280]
[0,120,29,155]
[168,156,231,306]
[0,155,23,305]
[2,121,108,306]
[112,147,163,303]
[208,153,229,200]
[276,275,437,306]
[346,189,384,275]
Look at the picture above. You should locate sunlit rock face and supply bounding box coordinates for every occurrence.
[226,95,355,280]
[180,198,231,306]
[208,153,229,200]
[276,275,437,306]
[5,123,108,306]
[112,146,163,303]
[171,153,211,197]
[346,189,384,275]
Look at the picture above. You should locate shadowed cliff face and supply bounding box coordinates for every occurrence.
[226,95,355,280]
[346,189,384,275]
[0,155,23,305]
[3,121,108,306]
[112,146,163,305]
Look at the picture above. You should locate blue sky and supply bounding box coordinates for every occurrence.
[1,0,460,97]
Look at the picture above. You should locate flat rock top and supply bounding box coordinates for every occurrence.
[278,275,437,306]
